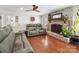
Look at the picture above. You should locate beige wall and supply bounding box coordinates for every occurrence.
[40,14,48,30]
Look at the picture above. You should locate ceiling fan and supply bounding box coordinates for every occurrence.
[25,5,40,12]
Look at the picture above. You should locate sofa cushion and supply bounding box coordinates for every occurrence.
[0,31,15,53]
[13,34,23,52]
[3,25,12,34]
[0,37,10,53]
[13,39,22,52]
[36,24,42,27]
[14,33,34,53]
[28,27,36,31]
[0,29,8,42]
[39,30,44,32]
[8,31,15,52]
[37,27,42,30]
[0,25,12,43]
[27,24,33,27]
[29,31,37,35]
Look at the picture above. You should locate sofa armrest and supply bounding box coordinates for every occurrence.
[22,33,34,52]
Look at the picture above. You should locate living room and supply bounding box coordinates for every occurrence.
[0,5,79,53]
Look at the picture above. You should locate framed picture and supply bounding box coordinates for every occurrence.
[30,17,35,22]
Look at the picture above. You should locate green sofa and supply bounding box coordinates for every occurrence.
[0,25,34,53]
[26,24,46,36]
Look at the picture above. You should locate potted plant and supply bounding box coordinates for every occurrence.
[62,26,71,37]
[71,14,79,36]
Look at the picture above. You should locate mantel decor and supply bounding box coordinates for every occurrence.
[48,14,52,23]
[63,15,68,24]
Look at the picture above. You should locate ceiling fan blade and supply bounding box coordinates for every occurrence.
[35,10,40,12]
[25,5,40,12]
[25,10,33,11]
[35,6,38,9]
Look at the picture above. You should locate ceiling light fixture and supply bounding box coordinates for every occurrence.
[20,8,23,10]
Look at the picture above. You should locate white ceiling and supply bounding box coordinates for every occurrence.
[0,5,71,16]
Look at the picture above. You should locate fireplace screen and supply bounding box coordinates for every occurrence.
[51,24,62,34]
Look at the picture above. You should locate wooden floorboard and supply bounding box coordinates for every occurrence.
[27,35,79,53]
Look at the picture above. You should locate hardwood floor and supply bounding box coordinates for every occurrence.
[27,35,79,53]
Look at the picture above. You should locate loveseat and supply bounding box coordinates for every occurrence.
[26,24,46,36]
[0,25,34,53]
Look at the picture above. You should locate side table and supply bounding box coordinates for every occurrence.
[70,36,79,44]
